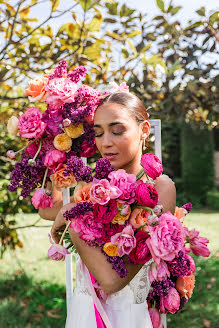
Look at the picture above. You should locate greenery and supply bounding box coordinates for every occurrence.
[0,210,219,327]
[206,191,219,210]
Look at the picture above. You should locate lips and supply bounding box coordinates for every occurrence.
[104,153,118,160]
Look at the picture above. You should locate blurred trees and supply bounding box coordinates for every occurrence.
[0,0,219,254]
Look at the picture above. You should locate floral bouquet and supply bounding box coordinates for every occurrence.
[7,60,103,209]
[48,152,210,326]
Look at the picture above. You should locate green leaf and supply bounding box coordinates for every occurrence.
[88,13,103,32]
[121,48,129,58]
[51,0,60,11]
[127,30,141,38]
[106,2,118,15]
[209,11,219,26]
[196,7,206,17]
[156,0,165,12]
[103,18,117,23]
[184,21,204,30]
[106,30,123,41]
[141,43,152,53]
[169,6,182,16]
[168,59,182,76]
[120,4,135,17]
[128,40,137,56]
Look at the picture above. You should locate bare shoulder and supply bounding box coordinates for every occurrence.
[154,174,176,214]
[155,174,175,189]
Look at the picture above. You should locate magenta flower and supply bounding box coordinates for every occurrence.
[185,254,196,275]
[135,181,158,208]
[45,77,78,106]
[129,231,152,264]
[44,150,66,170]
[184,227,210,257]
[141,153,163,180]
[111,225,136,257]
[79,139,97,158]
[148,308,163,328]
[93,200,118,224]
[146,212,186,264]
[149,261,170,283]
[90,178,122,205]
[160,287,180,314]
[32,188,53,209]
[108,169,137,204]
[48,234,70,261]
[18,107,46,139]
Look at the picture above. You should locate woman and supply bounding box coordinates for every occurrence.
[39,92,176,327]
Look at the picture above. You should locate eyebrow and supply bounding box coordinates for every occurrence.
[93,121,124,128]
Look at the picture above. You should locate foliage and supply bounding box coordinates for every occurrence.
[206,190,219,210]
[180,122,215,206]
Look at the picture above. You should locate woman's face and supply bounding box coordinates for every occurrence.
[94,102,150,173]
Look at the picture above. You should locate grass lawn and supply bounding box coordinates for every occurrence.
[0,209,218,328]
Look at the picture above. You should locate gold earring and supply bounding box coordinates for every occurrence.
[143,138,146,151]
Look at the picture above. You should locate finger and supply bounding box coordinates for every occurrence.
[51,224,61,244]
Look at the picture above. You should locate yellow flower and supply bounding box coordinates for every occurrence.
[53,133,72,151]
[103,242,119,257]
[65,123,84,139]
[7,116,19,136]
[112,203,131,225]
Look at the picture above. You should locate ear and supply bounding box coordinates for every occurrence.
[140,120,150,139]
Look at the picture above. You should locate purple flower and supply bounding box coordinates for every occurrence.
[67,66,87,83]
[102,249,128,278]
[64,155,93,182]
[42,105,63,136]
[168,251,190,277]
[94,158,115,180]
[49,60,68,79]
[63,202,93,220]
[181,202,192,213]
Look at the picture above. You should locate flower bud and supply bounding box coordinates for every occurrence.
[63,118,71,127]
[6,150,16,160]
[28,159,36,166]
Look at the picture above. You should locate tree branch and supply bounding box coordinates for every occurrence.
[2,218,52,232]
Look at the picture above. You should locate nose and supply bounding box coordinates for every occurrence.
[102,132,113,148]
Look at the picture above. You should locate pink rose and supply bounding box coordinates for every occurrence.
[184,228,210,257]
[93,200,118,224]
[45,77,78,106]
[32,188,53,209]
[148,261,170,283]
[44,149,66,170]
[18,107,47,139]
[148,308,163,328]
[111,225,136,257]
[135,181,158,208]
[146,212,185,264]
[141,153,163,180]
[129,231,152,264]
[160,287,180,314]
[109,169,137,204]
[90,178,122,205]
[48,233,70,261]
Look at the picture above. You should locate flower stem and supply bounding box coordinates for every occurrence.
[136,168,145,180]
[41,167,49,189]
[59,221,71,245]
[32,139,42,161]
[135,205,155,215]
[16,139,37,154]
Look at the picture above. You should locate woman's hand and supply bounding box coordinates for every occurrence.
[51,203,75,244]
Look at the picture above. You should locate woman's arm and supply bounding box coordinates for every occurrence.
[51,175,176,294]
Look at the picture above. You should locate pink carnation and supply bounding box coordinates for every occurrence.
[18,107,46,139]
[48,234,70,261]
[90,178,122,205]
[146,212,185,264]
[129,231,152,264]
[184,227,210,257]
[45,77,78,106]
[111,225,136,257]
[160,287,180,314]
[44,149,66,170]
[135,181,159,208]
[141,153,163,180]
[108,169,137,204]
[32,188,53,209]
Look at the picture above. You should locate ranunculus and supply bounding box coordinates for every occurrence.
[6,150,16,160]
[18,107,47,139]
[93,200,118,224]
[42,105,63,137]
[25,141,39,157]
[184,227,210,257]
[32,188,53,209]
[141,153,163,180]
[25,76,49,102]
[64,123,84,138]
[111,225,136,257]
[185,254,196,275]
[146,212,186,264]
[129,208,150,231]
[160,287,180,314]
[79,139,97,158]
[174,206,188,222]
[44,150,66,170]
[176,275,195,299]
[7,116,19,136]
[48,234,70,261]
[148,308,162,328]
[108,169,137,204]
[53,133,72,152]
[103,242,119,257]
[148,261,170,283]
[90,178,122,205]
[50,166,77,191]
[45,77,78,106]
[129,231,152,264]
[74,182,92,203]
[135,181,158,208]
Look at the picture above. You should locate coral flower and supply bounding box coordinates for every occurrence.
[25,76,49,102]
[174,206,187,222]
[64,123,84,138]
[103,242,119,257]
[129,208,150,231]
[176,275,195,299]
[50,166,77,191]
[53,133,72,152]
[74,181,92,203]
[112,203,131,225]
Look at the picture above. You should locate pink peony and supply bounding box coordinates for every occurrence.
[93,200,118,224]
[18,107,47,139]
[135,181,159,208]
[90,178,122,205]
[45,77,78,106]
[79,139,97,158]
[160,287,180,314]
[32,188,53,209]
[111,225,136,257]
[148,261,170,283]
[184,227,210,257]
[129,231,152,264]
[141,153,163,180]
[48,234,70,261]
[148,308,163,328]
[44,149,66,170]
[108,169,137,204]
[146,212,185,264]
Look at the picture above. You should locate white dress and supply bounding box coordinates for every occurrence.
[65,254,167,328]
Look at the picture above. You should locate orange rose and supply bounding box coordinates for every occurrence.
[129,208,150,232]
[53,133,72,151]
[74,182,92,203]
[174,207,187,222]
[112,203,131,225]
[176,275,195,299]
[50,166,77,191]
[25,76,49,102]
[64,123,84,139]
[103,242,119,257]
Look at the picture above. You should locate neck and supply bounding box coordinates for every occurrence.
[120,152,142,177]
